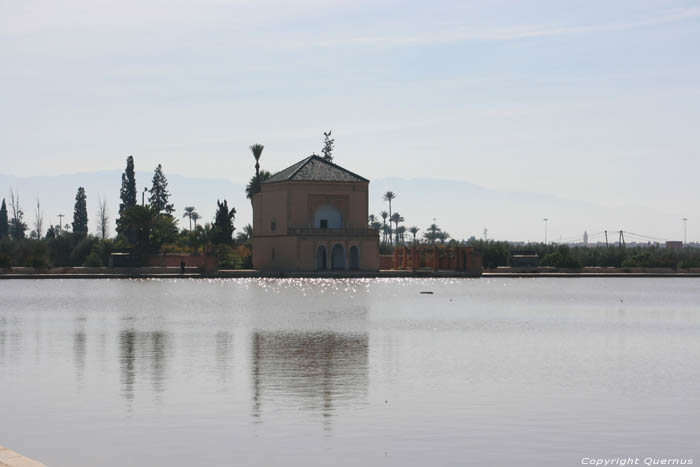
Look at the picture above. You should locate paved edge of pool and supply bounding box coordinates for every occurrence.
[0,270,482,279]
[3,270,700,279]
[0,446,46,467]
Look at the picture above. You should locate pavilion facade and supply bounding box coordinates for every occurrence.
[251,155,380,272]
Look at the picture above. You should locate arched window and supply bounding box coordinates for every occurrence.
[314,204,342,229]
[331,244,345,270]
[349,246,359,270]
[316,245,327,270]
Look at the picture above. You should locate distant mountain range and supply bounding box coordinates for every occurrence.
[0,171,679,242]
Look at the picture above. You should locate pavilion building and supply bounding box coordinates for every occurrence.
[251,155,380,272]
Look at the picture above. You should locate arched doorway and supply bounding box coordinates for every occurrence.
[316,245,327,270]
[349,246,359,270]
[331,244,345,270]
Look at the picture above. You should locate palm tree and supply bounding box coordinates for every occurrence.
[119,205,160,259]
[380,210,389,244]
[191,212,200,229]
[182,206,197,230]
[409,226,420,245]
[250,144,264,177]
[382,224,391,246]
[437,231,450,244]
[390,212,404,244]
[195,223,215,254]
[383,191,396,243]
[396,225,406,244]
[423,223,441,245]
[236,223,254,243]
[246,170,272,202]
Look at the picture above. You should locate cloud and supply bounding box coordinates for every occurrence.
[277,6,700,49]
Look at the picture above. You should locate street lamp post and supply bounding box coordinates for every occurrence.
[683,218,688,246]
[142,187,148,206]
[543,218,548,244]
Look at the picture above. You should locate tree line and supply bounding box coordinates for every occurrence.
[1,130,337,269]
[0,156,248,269]
[368,190,452,254]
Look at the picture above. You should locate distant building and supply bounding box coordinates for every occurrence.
[583,231,588,246]
[510,250,538,268]
[252,155,380,272]
[666,241,683,250]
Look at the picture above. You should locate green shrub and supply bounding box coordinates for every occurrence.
[84,251,103,267]
[69,237,96,266]
[29,255,47,269]
[216,244,242,269]
[11,240,48,267]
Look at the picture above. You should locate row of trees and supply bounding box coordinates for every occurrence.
[114,156,239,261]
[0,187,92,241]
[1,155,244,268]
[368,191,451,252]
[469,239,700,270]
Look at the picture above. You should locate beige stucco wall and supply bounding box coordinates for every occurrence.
[253,236,300,271]
[254,180,369,234]
[253,235,379,272]
[252,180,378,271]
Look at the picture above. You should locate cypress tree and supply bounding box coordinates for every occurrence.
[212,199,236,244]
[0,199,8,239]
[72,187,88,236]
[148,164,174,215]
[119,155,137,214]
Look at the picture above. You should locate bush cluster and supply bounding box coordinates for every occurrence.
[468,239,700,269]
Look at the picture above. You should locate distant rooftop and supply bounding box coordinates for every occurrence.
[264,155,368,184]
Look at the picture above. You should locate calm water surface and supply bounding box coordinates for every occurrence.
[1,278,699,466]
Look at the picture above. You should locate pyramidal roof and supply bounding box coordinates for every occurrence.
[264,155,368,184]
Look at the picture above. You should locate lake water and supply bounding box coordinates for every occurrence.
[1,278,699,466]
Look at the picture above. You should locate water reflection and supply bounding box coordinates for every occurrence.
[251,330,368,426]
[150,331,168,396]
[216,331,233,385]
[120,329,136,404]
[0,317,6,366]
[73,316,86,384]
[119,328,170,406]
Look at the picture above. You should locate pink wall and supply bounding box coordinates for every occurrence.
[252,179,378,271]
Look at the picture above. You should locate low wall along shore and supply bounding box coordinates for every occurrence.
[3,265,700,278]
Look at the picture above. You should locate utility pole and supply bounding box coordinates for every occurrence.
[543,218,548,244]
[605,230,608,248]
[683,218,688,245]
[57,214,64,235]
[142,187,148,207]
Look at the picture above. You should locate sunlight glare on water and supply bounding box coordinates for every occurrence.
[1,278,700,466]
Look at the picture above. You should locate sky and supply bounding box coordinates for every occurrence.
[1,0,699,241]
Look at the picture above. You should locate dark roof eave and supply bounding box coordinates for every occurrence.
[262,155,369,184]
[262,178,369,185]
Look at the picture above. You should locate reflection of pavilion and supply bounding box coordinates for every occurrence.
[252,155,380,271]
[119,328,169,405]
[251,331,368,421]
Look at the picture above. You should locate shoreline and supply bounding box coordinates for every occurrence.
[0,446,46,467]
[2,268,700,279]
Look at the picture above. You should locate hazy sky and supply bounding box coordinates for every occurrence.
[1,0,699,239]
